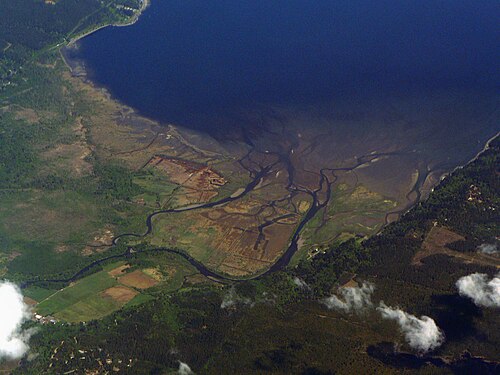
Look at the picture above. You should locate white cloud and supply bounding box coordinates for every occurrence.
[377,303,444,353]
[456,272,500,307]
[478,243,498,255]
[0,281,32,359]
[178,361,194,374]
[322,282,374,313]
[320,281,445,352]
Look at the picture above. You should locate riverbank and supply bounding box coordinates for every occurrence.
[54,0,499,282]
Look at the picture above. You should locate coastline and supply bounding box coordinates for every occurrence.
[384,130,499,227]
[67,0,150,47]
[55,0,499,281]
[60,0,152,114]
[470,130,500,163]
[442,130,500,181]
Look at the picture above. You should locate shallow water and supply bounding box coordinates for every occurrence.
[70,0,498,140]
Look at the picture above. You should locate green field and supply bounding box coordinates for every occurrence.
[132,171,181,209]
[301,184,396,247]
[31,253,199,322]
[54,293,123,322]
[125,293,154,308]
[23,285,59,302]
[36,270,118,319]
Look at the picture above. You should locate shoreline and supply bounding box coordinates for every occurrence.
[55,0,499,281]
[67,0,150,47]
[60,47,129,116]
[60,1,154,128]
[469,130,500,163]
[442,130,500,181]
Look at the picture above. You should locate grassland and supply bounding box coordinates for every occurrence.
[1,2,498,374]
[1,46,455,283]
[287,181,397,267]
[36,270,118,319]
[26,249,201,323]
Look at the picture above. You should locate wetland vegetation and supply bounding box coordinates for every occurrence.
[0,1,498,374]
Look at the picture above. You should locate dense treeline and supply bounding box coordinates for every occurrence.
[0,0,142,50]
[1,0,102,50]
[295,238,371,296]
[0,0,142,93]
[17,137,499,374]
[296,137,499,295]
[94,162,143,200]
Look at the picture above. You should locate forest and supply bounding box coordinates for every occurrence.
[0,1,498,374]
[0,0,142,93]
[15,138,499,374]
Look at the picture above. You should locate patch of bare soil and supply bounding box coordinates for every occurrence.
[118,270,159,289]
[14,107,39,124]
[89,228,114,246]
[142,267,163,281]
[101,286,138,303]
[184,273,215,285]
[146,155,226,204]
[413,225,500,268]
[24,296,38,306]
[8,251,21,260]
[81,246,95,256]
[108,264,131,277]
[55,245,69,253]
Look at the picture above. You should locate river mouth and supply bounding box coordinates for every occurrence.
[62,46,499,277]
[63,0,499,163]
[60,0,499,277]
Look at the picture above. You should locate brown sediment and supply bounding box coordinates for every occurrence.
[118,270,159,289]
[145,155,227,204]
[413,226,500,268]
[101,285,138,303]
[108,264,131,277]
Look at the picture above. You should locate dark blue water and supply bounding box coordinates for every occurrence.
[72,0,499,135]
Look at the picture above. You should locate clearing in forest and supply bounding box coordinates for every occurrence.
[118,269,159,289]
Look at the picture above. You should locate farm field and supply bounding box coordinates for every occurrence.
[27,250,202,323]
[0,1,498,374]
[35,268,121,322]
[413,226,500,268]
[31,261,163,322]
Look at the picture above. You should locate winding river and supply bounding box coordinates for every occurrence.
[31,0,498,289]
[23,141,420,288]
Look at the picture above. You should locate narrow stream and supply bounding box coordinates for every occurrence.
[22,148,419,287]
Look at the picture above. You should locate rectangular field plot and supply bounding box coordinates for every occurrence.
[32,255,198,322]
[36,271,117,316]
[54,293,121,323]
